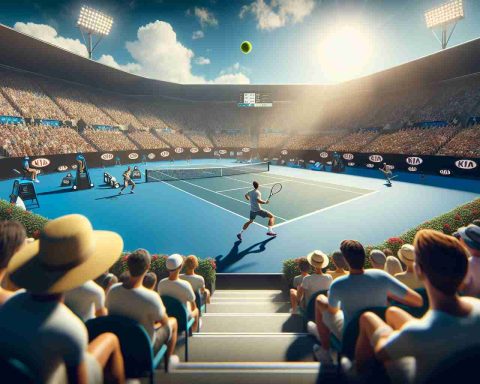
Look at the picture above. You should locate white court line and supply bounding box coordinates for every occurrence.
[159,180,268,229]
[273,190,379,228]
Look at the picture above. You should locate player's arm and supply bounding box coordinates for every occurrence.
[257,198,269,205]
[245,193,250,201]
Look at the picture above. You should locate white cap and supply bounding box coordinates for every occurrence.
[166,254,184,271]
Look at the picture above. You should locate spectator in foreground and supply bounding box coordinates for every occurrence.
[289,257,311,314]
[158,254,200,332]
[472,219,480,227]
[107,249,179,368]
[395,244,423,290]
[300,250,333,305]
[0,221,26,305]
[181,254,211,304]
[458,224,480,297]
[355,229,480,383]
[385,256,403,276]
[143,271,158,290]
[0,214,125,383]
[327,251,349,280]
[308,240,422,363]
[64,280,107,321]
[370,250,387,269]
[99,273,118,294]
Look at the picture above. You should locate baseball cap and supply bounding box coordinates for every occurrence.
[458,225,480,251]
[166,254,184,270]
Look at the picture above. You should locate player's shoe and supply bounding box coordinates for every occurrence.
[34,179,40,183]
[130,190,135,194]
[237,233,242,241]
[266,231,277,237]
[118,191,122,195]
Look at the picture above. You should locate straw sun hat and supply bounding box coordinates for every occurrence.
[8,214,123,294]
[306,250,329,269]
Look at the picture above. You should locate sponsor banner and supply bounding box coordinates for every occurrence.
[455,159,477,170]
[71,164,78,169]
[203,147,212,153]
[242,147,250,153]
[160,151,170,158]
[326,161,332,165]
[101,153,114,161]
[280,150,288,155]
[128,153,139,160]
[408,166,417,172]
[309,160,316,164]
[320,152,328,158]
[219,150,227,155]
[31,158,50,168]
[366,163,374,168]
[147,153,156,160]
[272,157,279,161]
[406,156,423,165]
[190,147,199,153]
[57,165,68,172]
[263,157,269,161]
[369,154,383,163]
[343,153,354,160]
[440,169,451,175]
[174,147,184,154]
[348,162,355,166]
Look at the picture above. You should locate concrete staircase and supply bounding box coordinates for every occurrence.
[156,289,319,383]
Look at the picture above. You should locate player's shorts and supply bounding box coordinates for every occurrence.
[153,322,172,353]
[250,209,271,220]
[322,310,344,340]
[124,178,135,186]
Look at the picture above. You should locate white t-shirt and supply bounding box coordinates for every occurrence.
[384,297,480,383]
[293,274,309,289]
[106,283,165,342]
[64,280,105,321]
[158,278,195,306]
[463,257,480,297]
[0,292,93,383]
[301,273,333,303]
[248,189,261,212]
[180,274,205,292]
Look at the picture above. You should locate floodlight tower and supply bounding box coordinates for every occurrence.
[425,0,464,50]
[77,6,113,59]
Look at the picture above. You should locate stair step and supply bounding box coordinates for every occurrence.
[176,334,315,362]
[201,314,304,333]
[207,301,290,313]
[213,290,285,299]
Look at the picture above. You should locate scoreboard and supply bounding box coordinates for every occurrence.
[238,92,272,108]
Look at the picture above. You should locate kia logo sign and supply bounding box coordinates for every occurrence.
[128,153,139,160]
[203,147,212,153]
[242,147,250,153]
[175,147,184,154]
[320,152,328,158]
[190,147,199,153]
[280,150,288,155]
[408,166,417,172]
[326,161,332,165]
[369,155,383,163]
[263,158,269,161]
[272,157,279,161]
[440,169,451,175]
[343,153,354,160]
[219,150,227,155]
[309,160,315,164]
[406,156,423,165]
[455,159,477,170]
[101,153,114,161]
[71,164,78,169]
[57,165,68,172]
[348,162,355,166]
[160,151,170,158]
[31,158,50,168]
[147,153,155,160]
[289,158,295,162]
[366,163,374,168]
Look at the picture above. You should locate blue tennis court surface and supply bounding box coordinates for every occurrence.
[0,159,477,273]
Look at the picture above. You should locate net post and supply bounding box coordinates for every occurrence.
[145,169,148,183]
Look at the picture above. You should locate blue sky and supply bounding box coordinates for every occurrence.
[1,0,480,84]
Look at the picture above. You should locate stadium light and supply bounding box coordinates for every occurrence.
[424,0,464,49]
[77,6,113,59]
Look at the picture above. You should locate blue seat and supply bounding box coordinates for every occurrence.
[330,306,387,362]
[195,289,207,315]
[0,356,37,384]
[86,315,167,384]
[389,288,429,318]
[302,289,329,322]
[161,295,196,361]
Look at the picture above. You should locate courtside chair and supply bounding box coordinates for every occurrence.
[388,288,429,318]
[195,289,207,315]
[86,315,168,384]
[302,289,329,322]
[329,306,387,365]
[0,356,37,384]
[161,295,196,361]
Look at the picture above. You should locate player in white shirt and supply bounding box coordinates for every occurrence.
[237,181,276,240]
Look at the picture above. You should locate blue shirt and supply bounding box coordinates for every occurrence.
[328,269,409,327]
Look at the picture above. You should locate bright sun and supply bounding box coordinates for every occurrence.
[318,25,373,83]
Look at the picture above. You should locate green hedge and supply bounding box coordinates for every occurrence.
[0,199,216,287]
[283,198,480,287]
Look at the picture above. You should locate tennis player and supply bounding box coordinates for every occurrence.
[237,181,276,240]
[380,162,393,186]
[119,166,135,194]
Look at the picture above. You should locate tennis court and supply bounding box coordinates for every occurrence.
[146,162,376,228]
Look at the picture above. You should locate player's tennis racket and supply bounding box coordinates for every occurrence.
[268,183,282,199]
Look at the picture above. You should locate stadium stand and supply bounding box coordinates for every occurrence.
[284,133,343,151]
[154,129,195,148]
[83,127,137,151]
[185,131,214,148]
[438,125,480,158]
[211,132,254,148]
[328,130,380,152]
[89,92,145,129]
[258,133,289,149]
[127,130,170,149]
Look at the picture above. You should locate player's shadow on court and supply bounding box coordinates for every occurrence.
[215,237,276,272]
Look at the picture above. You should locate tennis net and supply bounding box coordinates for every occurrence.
[146,162,270,182]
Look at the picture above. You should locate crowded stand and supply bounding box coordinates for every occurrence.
[127,130,169,149]
[211,131,254,148]
[0,88,20,116]
[0,70,67,120]
[284,133,343,151]
[128,99,169,130]
[363,125,460,155]
[258,132,289,149]
[185,131,214,148]
[154,129,195,148]
[327,130,379,152]
[83,127,137,151]
[0,124,94,157]
[89,92,145,129]
[438,125,480,158]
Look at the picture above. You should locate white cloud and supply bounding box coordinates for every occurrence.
[240,0,315,31]
[13,22,88,56]
[99,20,249,84]
[193,7,218,28]
[195,56,211,65]
[192,30,204,40]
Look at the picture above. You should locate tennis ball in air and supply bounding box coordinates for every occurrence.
[241,41,252,54]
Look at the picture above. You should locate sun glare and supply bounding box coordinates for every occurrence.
[318,25,373,83]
